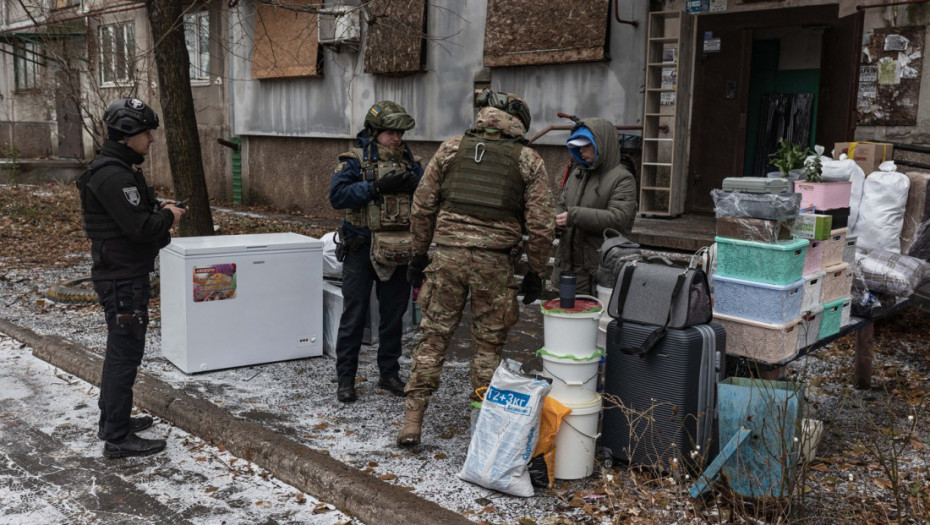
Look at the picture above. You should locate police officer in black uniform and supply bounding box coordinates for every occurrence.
[329,101,423,403]
[77,98,185,458]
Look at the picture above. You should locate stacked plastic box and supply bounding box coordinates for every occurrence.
[793,180,854,339]
[712,178,807,364]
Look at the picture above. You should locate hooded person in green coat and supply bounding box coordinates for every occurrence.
[551,118,637,294]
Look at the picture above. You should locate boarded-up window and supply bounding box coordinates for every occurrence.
[252,0,321,79]
[364,0,426,75]
[484,0,609,67]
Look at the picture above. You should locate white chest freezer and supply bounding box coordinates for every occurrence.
[160,233,323,373]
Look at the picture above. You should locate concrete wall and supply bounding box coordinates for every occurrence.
[241,134,575,221]
[231,0,648,210]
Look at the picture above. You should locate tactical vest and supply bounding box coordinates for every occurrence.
[77,157,154,240]
[442,132,525,222]
[344,148,413,232]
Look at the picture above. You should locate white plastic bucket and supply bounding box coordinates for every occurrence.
[554,394,603,480]
[540,295,603,358]
[540,352,601,404]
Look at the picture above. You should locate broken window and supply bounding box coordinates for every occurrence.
[483,0,609,67]
[251,0,321,79]
[363,0,426,76]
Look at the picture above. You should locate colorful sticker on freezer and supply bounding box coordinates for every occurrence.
[192,263,237,302]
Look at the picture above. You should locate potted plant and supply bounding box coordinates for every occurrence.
[768,138,811,181]
[794,144,852,210]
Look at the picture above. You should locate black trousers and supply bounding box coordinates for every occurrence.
[335,235,410,382]
[94,276,150,441]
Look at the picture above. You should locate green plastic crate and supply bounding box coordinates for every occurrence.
[818,297,846,340]
[715,237,809,286]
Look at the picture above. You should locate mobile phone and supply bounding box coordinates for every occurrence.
[175,198,189,209]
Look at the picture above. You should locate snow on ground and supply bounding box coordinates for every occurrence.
[1,262,603,525]
[0,334,355,525]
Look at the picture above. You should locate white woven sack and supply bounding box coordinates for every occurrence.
[852,161,910,253]
[459,359,551,497]
[321,231,342,278]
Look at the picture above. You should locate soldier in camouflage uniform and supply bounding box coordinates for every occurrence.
[397,91,555,446]
[329,101,423,403]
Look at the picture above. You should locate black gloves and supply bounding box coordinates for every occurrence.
[407,253,430,287]
[520,271,542,305]
[401,170,421,194]
[375,170,419,195]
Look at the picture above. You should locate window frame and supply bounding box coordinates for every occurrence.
[98,20,136,87]
[13,40,42,92]
[184,10,211,83]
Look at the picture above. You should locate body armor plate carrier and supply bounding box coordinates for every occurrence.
[442,132,525,222]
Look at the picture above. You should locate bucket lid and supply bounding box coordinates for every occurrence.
[537,347,605,362]
[540,297,602,317]
[561,394,603,415]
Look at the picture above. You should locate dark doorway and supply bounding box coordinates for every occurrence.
[55,69,83,159]
[686,5,861,213]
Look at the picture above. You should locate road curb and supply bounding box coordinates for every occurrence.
[0,318,472,525]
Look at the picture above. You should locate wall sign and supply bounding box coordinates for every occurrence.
[858,26,923,126]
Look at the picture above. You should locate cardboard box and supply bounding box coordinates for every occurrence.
[833,141,894,175]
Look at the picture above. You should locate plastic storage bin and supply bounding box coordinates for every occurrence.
[819,298,846,339]
[722,177,791,193]
[818,206,850,229]
[800,270,825,313]
[716,216,794,243]
[843,234,857,266]
[713,275,804,324]
[803,240,824,276]
[794,181,853,210]
[715,237,808,286]
[841,298,852,327]
[821,262,852,303]
[821,228,848,267]
[714,312,801,364]
[712,190,802,220]
[797,305,823,351]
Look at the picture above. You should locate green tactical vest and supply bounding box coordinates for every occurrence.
[344,148,413,232]
[441,132,526,222]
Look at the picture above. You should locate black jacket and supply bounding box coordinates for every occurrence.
[77,140,174,280]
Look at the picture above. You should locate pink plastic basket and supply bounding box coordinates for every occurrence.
[803,240,824,276]
[794,181,853,210]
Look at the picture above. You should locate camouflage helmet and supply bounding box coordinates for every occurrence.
[364,101,415,132]
[475,89,531,130]
[103,97,160,136]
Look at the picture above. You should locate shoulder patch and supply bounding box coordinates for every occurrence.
[334,162,346,173]
[123,186,141,206]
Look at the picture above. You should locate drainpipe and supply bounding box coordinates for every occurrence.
[613,0,638,27]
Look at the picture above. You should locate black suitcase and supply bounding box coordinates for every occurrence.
[602,320,726,471]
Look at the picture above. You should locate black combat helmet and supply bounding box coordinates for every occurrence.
[103,98,160,137]
[475,89,532,130]
[364,101,415,133]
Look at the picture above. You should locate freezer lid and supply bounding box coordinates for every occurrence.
[163,232,323,256]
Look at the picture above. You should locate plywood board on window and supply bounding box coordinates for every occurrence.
[252,0,321,80]
[857,26,923,126]
[483,0,609,67]
[364,0,426,75]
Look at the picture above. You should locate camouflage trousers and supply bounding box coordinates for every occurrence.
[404,247,520,411]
